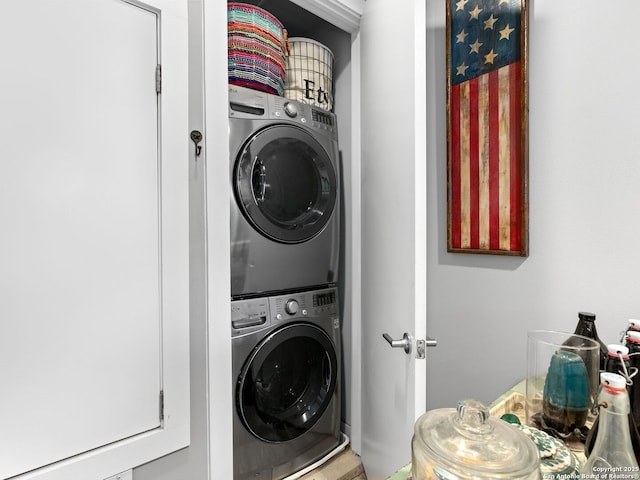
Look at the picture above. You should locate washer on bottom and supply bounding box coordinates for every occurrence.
[232,287,341,480]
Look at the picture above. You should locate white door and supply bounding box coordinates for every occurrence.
[0,1,163,477]
[359,0,428,478]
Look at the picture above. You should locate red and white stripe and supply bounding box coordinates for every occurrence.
[449,61,524,253]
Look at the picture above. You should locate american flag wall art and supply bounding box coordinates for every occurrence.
[447,0,529,256]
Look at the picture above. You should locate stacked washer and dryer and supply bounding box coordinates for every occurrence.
[229,84,342,480]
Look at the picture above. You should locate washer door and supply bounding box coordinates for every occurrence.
[237,322,338,442]
[234,124,337,244]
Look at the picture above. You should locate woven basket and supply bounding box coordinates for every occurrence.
[284,37,334,111]
[228,3,289,96]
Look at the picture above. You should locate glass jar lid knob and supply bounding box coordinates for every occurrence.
[455,399,492,435]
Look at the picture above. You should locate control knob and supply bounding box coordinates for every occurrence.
[285,299,299,315]
[283,102,298,118]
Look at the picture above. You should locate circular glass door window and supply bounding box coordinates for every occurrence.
[236,322,338,442]
[234,125,337,244]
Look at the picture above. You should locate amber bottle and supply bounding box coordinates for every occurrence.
[569,311,608,371]
[626,331,640,428]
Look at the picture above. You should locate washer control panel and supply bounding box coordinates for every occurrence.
[232,287,339,337]
[271,287,338,322]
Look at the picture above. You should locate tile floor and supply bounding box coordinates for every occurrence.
[298,447,367,480]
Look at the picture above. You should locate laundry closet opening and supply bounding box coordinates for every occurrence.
[226,1,358,476]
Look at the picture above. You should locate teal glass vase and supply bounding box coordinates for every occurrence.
[542,349,591,434]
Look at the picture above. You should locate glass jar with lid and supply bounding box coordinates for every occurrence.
[411,399,541,479]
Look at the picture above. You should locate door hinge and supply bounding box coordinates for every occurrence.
[155,64,162,94]
[159,390,165,422]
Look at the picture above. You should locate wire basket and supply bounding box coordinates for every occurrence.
[284,37,334,111]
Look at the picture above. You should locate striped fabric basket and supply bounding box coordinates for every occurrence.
[228,2,289,96]
[284,37,334,111]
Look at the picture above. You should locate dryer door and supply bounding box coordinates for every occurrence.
[234,124,337,244]
[237,322,338,442]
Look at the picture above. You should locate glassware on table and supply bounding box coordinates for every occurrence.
[411,399,541,480]
[585,344,640,463]
[583,372,640,478]
[526,330,600,446]
[570,311,608,371]
[627,319,640,336]
[625,331,640,428]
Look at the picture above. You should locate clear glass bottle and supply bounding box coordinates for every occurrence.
[583,372,640,478]
[585,345,640,464]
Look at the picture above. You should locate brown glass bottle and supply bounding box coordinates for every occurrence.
[626,331,640,428]
[569,311,608,371]
[585,344,640,464]
[629,319,640,334]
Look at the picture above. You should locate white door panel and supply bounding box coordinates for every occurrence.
[0,1,162,477]
[359,0,428,477]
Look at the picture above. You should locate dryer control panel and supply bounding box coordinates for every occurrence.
[228,85,337,140]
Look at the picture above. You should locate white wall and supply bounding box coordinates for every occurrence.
[425,0,640,409]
